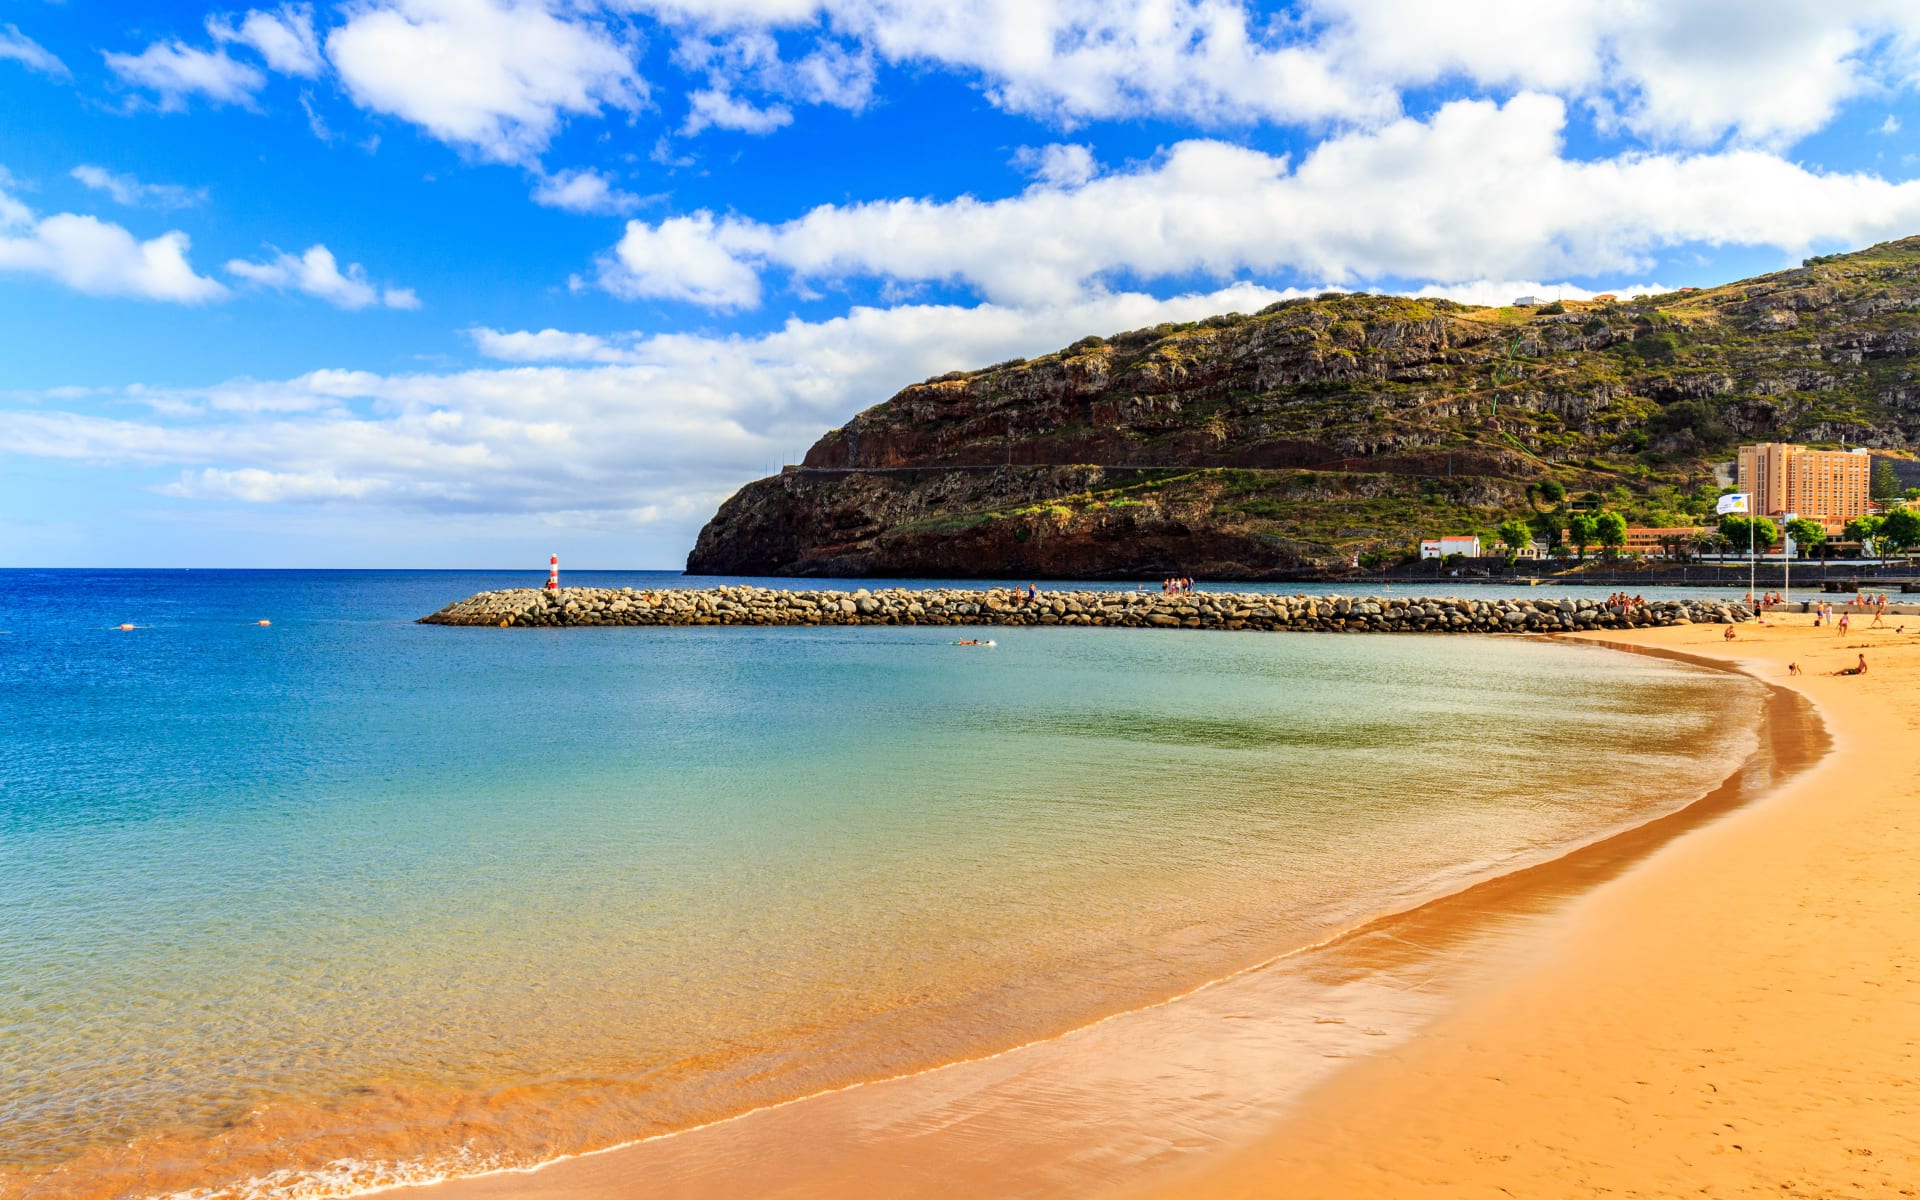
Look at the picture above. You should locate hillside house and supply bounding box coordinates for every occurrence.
[1420,535,1483,559]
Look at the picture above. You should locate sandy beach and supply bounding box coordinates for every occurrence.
[408,615,1917,1200]
[1137,617,1920,1199]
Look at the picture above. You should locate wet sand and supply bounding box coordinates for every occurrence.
[408,624,1895,1200]
[1137,619,1920,1199]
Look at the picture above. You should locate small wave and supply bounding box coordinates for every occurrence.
[158,1146,520,1200]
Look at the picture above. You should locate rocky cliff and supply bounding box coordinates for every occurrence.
[689,239,1920,578]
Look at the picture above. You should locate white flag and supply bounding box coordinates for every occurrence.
[1716,493,1750,515]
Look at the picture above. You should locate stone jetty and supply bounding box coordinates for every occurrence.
[421,587,1749,632]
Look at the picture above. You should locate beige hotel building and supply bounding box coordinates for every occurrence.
[1735,442,1873,521]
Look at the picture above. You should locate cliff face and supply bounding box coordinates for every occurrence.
[689,239,1920,578]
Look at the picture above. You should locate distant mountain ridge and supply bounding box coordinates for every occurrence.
[689,238,1920,578]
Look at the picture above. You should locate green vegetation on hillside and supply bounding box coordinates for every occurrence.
[696,237,1920,575]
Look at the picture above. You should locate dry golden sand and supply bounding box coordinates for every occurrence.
[1139,618,1920,1200]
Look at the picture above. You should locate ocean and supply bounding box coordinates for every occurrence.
[0,570,1765,1200]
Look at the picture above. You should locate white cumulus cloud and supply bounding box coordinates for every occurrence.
[596,211,765,308]
[226,243,421,309]
[104,39,267,110]
[531,167,646,215]
[0,180,226,302]
[682,86,792,134]
[327,0,647,165]
[591,94,1920,310]
[211,4,325,77]
[1012,143,1098,187]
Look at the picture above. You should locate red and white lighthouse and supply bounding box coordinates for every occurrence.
[546,553,559,591]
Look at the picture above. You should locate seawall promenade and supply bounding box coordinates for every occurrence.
[420,587,1749,632]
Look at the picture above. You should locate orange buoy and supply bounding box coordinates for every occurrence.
[257,619,271,626]
[117,624,135,631]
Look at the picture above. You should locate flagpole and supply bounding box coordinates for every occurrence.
[1748,513,1755,606]
[1783,513,1793,614]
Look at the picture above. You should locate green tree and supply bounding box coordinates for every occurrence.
[1538,479,1566,505]
[1880,508,1920,554]
[1595,511,1628,558]
[1567,512,1598,560]
[1784,517,1825,559]
[1844,514,1885,557]
[1719,515,1780,553]
[1497,519,1532,566]
[1872,459,1902,499]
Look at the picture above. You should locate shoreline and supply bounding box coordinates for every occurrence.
[392,634,1820,1200]
[1135,621,1920,1199]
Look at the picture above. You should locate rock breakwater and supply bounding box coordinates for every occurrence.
[421,587,1749,632]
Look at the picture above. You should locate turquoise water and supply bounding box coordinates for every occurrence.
[0,571,1762,1200]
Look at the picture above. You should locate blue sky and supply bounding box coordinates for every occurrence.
[6,1,1920,568]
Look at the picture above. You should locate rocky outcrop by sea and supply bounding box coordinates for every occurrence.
[687,241,1920,579]
[421,587,1748,631]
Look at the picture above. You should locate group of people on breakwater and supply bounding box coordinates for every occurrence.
[1605,592,1649,613]
[1161,577,1196,595]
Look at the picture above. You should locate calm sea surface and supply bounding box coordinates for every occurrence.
[0,571,1763,1200]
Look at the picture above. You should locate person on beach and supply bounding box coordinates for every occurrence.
[1789,661,1802,675]
[1724,626,1738,641]
[1839,612,1850,636]
[1834,653,1869,676]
